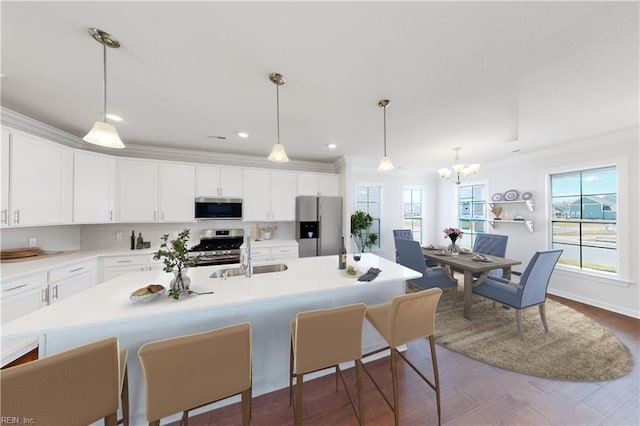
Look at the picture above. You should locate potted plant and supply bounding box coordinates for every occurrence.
[153,229,199,299]
[350,211,379,258]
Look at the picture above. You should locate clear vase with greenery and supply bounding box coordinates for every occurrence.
[153,229,200,299]
[350,210,379,259]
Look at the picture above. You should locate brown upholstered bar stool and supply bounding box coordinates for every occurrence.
[138,323,252,426]
[289,303,367,425]
[0,336,128,426]
[362,288,443,426]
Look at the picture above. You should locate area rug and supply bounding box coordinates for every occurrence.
[433,290,634,382]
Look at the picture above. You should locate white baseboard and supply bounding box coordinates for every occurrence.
[547,288,640,319]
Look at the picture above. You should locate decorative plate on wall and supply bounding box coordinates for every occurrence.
[491,193,504,202]
[503,189,519,201]
[520,191,534,200]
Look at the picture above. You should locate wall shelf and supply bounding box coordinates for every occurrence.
[488,199,534,212]
[487,219,534,232]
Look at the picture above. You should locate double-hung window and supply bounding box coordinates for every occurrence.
[550,166,617,274]
[355,184,381,249]
[402,187,423,244]
[457,183,487,250]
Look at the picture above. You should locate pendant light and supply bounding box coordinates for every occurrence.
[267,72,290,162]
[377,99,394,171]
[83,28,125,149]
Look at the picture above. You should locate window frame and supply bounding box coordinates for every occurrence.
[545,158,629,281]
[354,182,382,250]
[456,180,488,250]
[402,186,425,244]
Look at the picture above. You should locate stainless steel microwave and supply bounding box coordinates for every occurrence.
[194,197,243,220]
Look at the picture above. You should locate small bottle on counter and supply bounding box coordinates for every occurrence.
[338,237,347,270]
[130,231,135,250]
[136,232,144,250]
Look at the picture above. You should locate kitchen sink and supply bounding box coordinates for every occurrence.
[210,263,288,278]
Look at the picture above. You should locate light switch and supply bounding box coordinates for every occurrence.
[28,237,37,247]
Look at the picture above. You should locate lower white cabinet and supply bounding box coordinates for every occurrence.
[47,260,96,304]
[244,243,299,263]
[1,272,48,324]
[101,254,163,282]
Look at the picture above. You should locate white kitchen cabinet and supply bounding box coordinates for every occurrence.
[196,166,243,198]
[101,254,163,282]
[297,173,340,197]
[242,170,296,222]
[1,128,73,227]
[1,273,48,324]
[242,242,299,263]
[73,151,116,223]
[47,260,96,304]
[117,159,195,223]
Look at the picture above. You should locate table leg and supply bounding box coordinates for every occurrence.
[502,266,512,279]
[463,270,473,321]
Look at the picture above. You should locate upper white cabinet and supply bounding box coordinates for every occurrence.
[117,159,195,223]
[1,128,72,227]
[196,166,242,198]
[297,173,340,197]
[242,170,296,222]
[73,151,115,223]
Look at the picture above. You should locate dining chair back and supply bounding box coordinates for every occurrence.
[138,323,252,426]
[393,229,438,267]
[473,233,508,258]
[290,303,367,425]
[0,336,125,426]
[362,288,443,425]
[473,249,563,339]
[395,238,458,295]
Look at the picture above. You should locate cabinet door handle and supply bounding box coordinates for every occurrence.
[116,260,132,264]
[3,284,28,292]
[153,211,157,221]
[109,210,113,221]
[41,288,48,304]
[161,211,165,221]
[14,209,20,224]
[1,209,7,224]
[52,284,59,299]
[69,267,85,273]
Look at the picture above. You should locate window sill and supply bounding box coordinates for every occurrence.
[554,266,633,288]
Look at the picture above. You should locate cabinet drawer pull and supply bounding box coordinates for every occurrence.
[69,267,85,273]
[1,209,7,224]
[3,284,28,292]
[116,260,133,264]
[53,284,59,299]
[153,211,157,221]
[41,288,48,304]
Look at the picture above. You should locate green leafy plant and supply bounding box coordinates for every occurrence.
[350,210,378,253]
[153,229,199,274]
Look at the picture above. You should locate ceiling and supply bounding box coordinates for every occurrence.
[1,1,638,172]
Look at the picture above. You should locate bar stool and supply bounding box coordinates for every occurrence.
[362,288,443,426]
[138,323,252,426]
[289,303,367,425]
[0,336,128,426]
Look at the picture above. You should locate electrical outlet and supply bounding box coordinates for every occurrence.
[116,232,123,240]
[28,237,37,247]
[171,230,179,239]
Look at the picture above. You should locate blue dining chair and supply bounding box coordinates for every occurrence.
[472,249,563,340]
[392,229,438,267]
[452,233,508,278]
[395,238,458,302]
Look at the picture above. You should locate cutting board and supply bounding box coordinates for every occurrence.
[0,248,71,263]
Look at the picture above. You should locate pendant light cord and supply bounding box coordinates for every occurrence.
[276,84,280,143]
[102,41,107,123]
[383,104,387,156]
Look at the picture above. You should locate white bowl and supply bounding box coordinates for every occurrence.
[263,232,272,240]
[130,285,165,304]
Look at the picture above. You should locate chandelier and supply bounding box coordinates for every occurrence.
[438,147,480,185]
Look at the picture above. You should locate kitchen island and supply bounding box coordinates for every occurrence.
[1,253,420,425]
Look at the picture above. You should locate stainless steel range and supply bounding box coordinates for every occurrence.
[188,229,243,266]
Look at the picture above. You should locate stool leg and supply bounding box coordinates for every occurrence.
[241,388,251,426]
[295,373,304,426]
[356,360,365,426]
[429,335,442,426]
[289,337,294,406]
[120,367,129,426]
[391,349,400,426]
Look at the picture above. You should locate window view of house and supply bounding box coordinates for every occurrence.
[355,184,381,249]
[550,166,617,274]
[402,187,423,244]
[457,184,486,250]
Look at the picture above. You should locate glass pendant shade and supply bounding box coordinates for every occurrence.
[439,147,480,184]
[83,121,125,149]
[377,155,395,171]
[268,142,289,163]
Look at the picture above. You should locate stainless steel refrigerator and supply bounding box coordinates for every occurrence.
[295,196,343,257]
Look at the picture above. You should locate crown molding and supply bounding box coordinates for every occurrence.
[1,107,339,173]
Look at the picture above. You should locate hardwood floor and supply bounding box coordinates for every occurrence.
[171,295,639,426]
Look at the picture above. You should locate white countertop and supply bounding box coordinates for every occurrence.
[1,253,419,339]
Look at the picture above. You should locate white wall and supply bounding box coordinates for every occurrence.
[436,128,639,318]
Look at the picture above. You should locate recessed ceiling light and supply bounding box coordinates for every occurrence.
[106,113,123,122]
[327,143,337,149]
[237,131,249,138]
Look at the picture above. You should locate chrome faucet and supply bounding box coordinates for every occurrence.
[240,236,253,278]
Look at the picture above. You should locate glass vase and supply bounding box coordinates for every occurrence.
[169,268,191,299]
[447,242,460,256]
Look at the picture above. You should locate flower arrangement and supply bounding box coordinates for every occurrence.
[443,227,463,244]
[153,229,199,299]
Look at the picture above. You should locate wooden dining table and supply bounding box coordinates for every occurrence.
[422,246,522,320]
